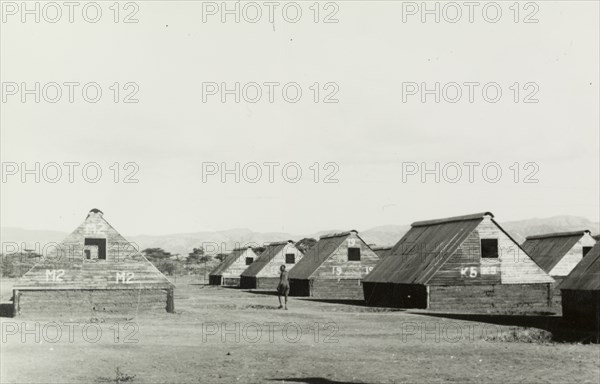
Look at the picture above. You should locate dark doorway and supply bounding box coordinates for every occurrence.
[84,238,106,260]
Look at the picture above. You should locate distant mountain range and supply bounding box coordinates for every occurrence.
[1,216,598,256]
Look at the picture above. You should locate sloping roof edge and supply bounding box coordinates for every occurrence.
[412,212,493,228]
[525,230,591,240]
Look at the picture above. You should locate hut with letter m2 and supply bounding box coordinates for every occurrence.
[363,212,554,312]
[12,209,175,317]
[288,230,379,300]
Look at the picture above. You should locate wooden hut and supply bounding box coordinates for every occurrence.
[522,230,596,306]
[12,209,175,317]
[363,212,554,312]
[559,242,600,330]
[209,246,258,287]
[240,240,303,290]
[208,258,228,285]
[288,230,379,300]
[371,246,393,260]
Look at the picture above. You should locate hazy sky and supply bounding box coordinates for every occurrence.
[1,1,598,236]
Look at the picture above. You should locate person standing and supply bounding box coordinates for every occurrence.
[277,265,290,310]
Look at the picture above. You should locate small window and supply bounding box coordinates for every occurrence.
[481,239,498,259]
[84,249,91,259]
[84,238,106,260]
[245,257,254,265]
[348,248,361,261]
[285,254,296,264]
[583,246,593,257]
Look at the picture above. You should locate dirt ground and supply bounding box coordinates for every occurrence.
[1,279,599,384]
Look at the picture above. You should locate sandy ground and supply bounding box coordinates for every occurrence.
[1,280,599,384]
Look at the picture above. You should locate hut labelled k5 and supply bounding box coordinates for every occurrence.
[363,212,555,312]
[208,246,258,287]
[559,241,600,330]
[240,240,303,290]
[288,230,379,300]
[12,209,175,317]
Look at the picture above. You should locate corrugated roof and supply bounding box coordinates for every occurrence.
[372,246,393,259]
[288,233,351,279]
[521,231,588,273]
[241,242,289,277]
[363,213,487,284]
[560,242,600,291]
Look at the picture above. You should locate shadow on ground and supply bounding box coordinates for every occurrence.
[245,290,278,296]
[414,311,599,343]
[269,378,372,384]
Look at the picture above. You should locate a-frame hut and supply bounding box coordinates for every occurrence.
[208,246,258,287]
[288,230,379,300]
[363,212,555,312]
[12,209,175,317]
[240,240,303,290]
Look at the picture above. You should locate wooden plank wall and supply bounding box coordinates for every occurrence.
[222,277,241,287]
[312,233,379,280]
[256,244,303,278]
[428,217,553,286]
[311,279,365,300]
[256,277,280,290]
[16,212,173,290]
[221,249,257,280]
[429,284,553,313]
[16,289,171,317]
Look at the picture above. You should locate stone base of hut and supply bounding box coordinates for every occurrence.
[364,283,553,313]
[561,290,600,330]
[13,288,175,318]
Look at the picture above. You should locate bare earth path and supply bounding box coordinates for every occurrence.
[1,281,599,383]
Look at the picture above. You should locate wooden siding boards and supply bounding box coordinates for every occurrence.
[218,247,259,284]
[14,210,174,291]
[363,212,554,311]
[288,231,379,298]
[241,241,303,279]
[364,213,552,286]
[522,230,596,276]
[12,209,175,316]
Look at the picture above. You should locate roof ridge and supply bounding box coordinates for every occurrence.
[267,240,294,246]
[320,230,357,239]
[412,212,493,227]
[526,230,591,240]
